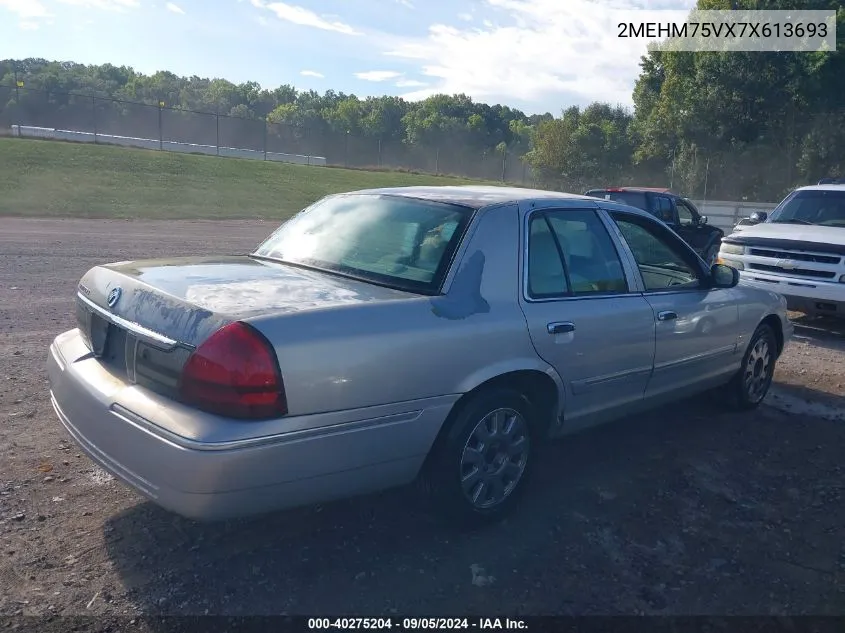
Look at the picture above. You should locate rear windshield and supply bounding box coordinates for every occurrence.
[252,194,473,294]
[769,190,845,227]
[586,190,649,211]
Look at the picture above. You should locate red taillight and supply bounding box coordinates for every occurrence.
[179,322,288,420]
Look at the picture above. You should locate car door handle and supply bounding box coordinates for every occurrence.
[547,321,575,334]
[657,311,678,322]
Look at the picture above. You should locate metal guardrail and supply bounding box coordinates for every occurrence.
[10,125,328,166]
[690,200,779,233]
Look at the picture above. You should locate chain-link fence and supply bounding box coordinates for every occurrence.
[3,82,842,200]
[0,83,537,184]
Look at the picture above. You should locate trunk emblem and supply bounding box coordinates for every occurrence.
[107,287,122,308]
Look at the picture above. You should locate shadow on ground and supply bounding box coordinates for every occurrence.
[102,396,845,618]
[789,314,845,354]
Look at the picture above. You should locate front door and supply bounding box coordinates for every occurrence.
[518,206,656,431]
[607,210,740,399]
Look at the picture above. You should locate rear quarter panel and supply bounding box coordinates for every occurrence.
[246,202,556,417]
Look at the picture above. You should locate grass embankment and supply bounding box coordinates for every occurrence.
[0,138,489,220]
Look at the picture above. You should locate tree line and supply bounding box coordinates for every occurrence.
[1,0,842,201]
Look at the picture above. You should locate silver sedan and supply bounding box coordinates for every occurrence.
[48,186,793,524]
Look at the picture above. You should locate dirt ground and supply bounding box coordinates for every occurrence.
[1,218,845,622]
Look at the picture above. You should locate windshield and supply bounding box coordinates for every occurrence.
[769,190,845,227]
[252,194,473,293]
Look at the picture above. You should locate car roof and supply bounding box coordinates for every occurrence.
[345,185,600,209]
[587,186,673,194]
[795,184,845,192]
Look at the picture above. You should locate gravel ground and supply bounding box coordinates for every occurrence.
[1,218,845,621]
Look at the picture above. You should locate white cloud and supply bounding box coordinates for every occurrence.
[385,0,695,108]
[300,70,324,78]
[355,70,403,82]
[458,12,472,21]
[56,0,140,9]
[395,78,426,88]
[165,2,184,14]
[254,1,361,35]
[0,0,51,19]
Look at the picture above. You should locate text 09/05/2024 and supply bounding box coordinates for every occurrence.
[307,618,529,630]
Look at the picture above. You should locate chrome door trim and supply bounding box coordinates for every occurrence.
[653,344,736,371]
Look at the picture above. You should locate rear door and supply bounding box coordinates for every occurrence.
[517,203,656,431]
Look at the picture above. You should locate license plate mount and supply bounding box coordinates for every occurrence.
[89,312,110,357]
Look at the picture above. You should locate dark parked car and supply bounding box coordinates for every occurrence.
[585,187,724,264]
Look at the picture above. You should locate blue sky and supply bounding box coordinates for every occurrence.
[1,0,695,114]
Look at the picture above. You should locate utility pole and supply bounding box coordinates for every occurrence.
[669,148,675,189]
[13,67,21,131]
[158,101,164,150]
[344,130,350,167]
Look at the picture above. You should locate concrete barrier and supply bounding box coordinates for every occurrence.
[691,200,779,233]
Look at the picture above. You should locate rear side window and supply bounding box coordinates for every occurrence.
[654,196,674,223]
[527,209,628,298]
[587,190,649,212]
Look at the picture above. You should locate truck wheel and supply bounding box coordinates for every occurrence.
[728,323,777,410]
[420,388,536,526]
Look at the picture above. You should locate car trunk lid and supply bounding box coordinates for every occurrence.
[75,255,416,398]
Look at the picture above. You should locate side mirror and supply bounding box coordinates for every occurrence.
[749,211,767,224]
[699,215,708,225]
[710,263,740,289]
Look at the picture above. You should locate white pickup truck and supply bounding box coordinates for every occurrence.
[717,183,845,319]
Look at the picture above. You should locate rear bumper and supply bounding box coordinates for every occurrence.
[48,329,455,521]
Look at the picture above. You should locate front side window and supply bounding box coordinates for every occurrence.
[611,213,701,291]
[769,190,845,227]
[253,194,472,293]
[527,209,628,298]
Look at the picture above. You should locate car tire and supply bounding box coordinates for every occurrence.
[727,323,777,410]
[419,388,537,527]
